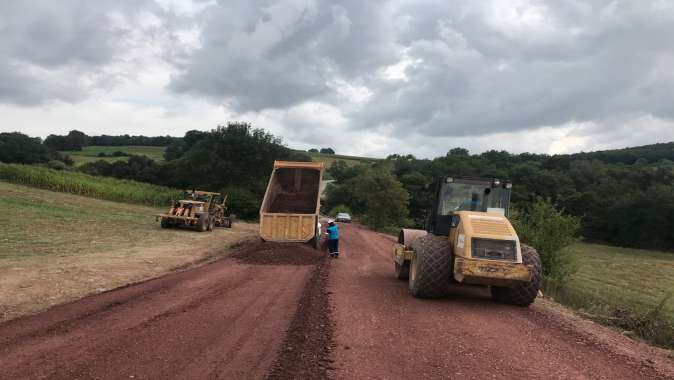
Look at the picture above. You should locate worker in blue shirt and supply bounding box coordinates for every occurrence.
[326,219,340,258]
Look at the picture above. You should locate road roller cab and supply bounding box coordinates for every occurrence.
[393,176,542,306]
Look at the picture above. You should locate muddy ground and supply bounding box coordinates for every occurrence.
[1,223,673,379]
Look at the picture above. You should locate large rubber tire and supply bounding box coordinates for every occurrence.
[395,261,410,280]
[408,235,452,298]
[491,244,542,307]
[207,217,214,231]
[198,214,209,232]
[160,218,171,229]
[222,218,232,228]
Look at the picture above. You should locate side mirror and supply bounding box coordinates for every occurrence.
[450,215,460,228]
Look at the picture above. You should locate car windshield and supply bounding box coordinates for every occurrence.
[337,213,350,218]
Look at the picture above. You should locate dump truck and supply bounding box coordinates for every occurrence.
[393,176,542,306]
[259,161,324,248]
[157,190,232,232]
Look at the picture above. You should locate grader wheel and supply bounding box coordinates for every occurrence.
[160,218,171,229]
[491,244,542,306]
[198,214,209,232]
[408,235,452,298]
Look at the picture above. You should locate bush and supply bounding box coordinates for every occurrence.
[222,186,260,220]
[46,160,67,171]
[353,170,410,230]
[511,198,581,287]
[328,205,352,217]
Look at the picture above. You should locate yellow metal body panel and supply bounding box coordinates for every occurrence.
[450,211,522,262]
[454,257,532,286]
[260,213,317,242]
[273,161,325,170]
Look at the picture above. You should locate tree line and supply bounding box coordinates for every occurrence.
[3,127,674,250]
[43,130,180,151]
[324,145,674,251]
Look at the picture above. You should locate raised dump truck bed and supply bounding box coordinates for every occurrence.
[259,161,324,246]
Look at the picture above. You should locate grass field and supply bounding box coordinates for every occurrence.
[302,150,380,167]
[555,242,674,347]
[0,181,257,321]
[0,163,179,207]
[62,146,166,166]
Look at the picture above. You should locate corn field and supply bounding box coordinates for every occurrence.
[0,163,180,207]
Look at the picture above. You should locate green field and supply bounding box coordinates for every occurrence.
[302,150,380,167]
[62,146,166,166]
[0,181,169,259]
[557,242,674,347]
[0,181,256,322]
[0,163,179,207]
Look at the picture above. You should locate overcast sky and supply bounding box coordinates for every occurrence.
[2,0,674,158]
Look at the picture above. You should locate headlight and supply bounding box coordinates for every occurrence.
[471,238,517,261]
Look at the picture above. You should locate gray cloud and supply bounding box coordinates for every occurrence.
[170,0,674,140]
[0,0,157,105]
[1,0,673,157]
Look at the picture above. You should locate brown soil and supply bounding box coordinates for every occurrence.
[3,221,673,379]
[329,223,674,380]
[266,168,319,214]
[0,244,315,379]
[232,241,325,265]
[268,193,317,213]
[267,255,335,379]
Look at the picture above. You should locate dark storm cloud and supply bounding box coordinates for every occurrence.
[0,0,156,105]
[169,0,674,137]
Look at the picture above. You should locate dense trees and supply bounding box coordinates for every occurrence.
[323,165,410,231]
[44,130,89,151]
[0,133,68,165]
[80,123,305,218]
[327,147,674,250]
[44,130,180,150]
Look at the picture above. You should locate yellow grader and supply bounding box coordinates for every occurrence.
[393,176,542,306]
[157,190,232,232]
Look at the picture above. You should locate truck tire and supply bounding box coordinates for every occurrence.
[198,214,209,232]
[207,217,214,231]
[395,261,410,280]
[160,218,171,229]
[491,244,542,307]
[222,218,232,228]
[408,235,452,298]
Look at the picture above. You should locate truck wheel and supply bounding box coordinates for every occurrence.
[207,217,214,231]
[223,218,232,228]
[408,235,452,298]
[198,214,209,232]
[395,261,410,280]
[491,244,542,307]
[160,218,171,229]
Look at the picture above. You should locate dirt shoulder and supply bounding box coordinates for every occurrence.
[329,223,674,380]
[0,220,258,322]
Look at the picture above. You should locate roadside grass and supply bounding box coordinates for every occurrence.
[0,163,180,207]
[548,243,674,349]
[62,146,166,166]
[0,181,258,321]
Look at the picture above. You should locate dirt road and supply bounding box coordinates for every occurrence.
[330,223,674,380]
[1,223,673,379]
[0,243,318,379]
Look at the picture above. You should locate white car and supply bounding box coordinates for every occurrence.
[335,212,352,223]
